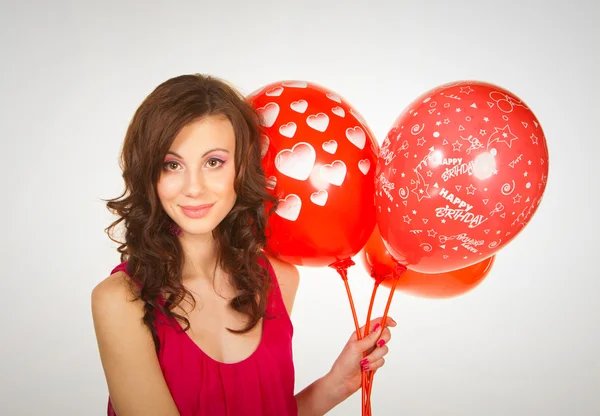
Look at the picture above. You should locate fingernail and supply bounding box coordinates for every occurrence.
[377,339,386,347]
[360,358,369,366]
[372,324,380,333]
[362,365,370,371]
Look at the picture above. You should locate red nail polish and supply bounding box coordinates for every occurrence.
[362,365,369,371]
[360,358,368,366]
[377,339,386,347]
[372,324,380,333]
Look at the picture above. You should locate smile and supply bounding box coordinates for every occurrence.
[180,203,215,219]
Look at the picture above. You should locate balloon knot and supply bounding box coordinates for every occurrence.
[329,257,355,271]
[393,262,408,277]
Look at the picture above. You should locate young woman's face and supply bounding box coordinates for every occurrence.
[157,115,237,237]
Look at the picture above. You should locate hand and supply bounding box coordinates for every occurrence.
[326,316,397,400]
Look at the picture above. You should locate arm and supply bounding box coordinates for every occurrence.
[294,373,352,416]
[266,255,396,415]
[91,272,180,416]
[266,257,342,413]
[294,321,395,416]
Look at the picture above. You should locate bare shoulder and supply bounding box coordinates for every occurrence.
[92,270,136,300]
[91,271,179,415]
[91,271,142,321]
[265,253,300,316]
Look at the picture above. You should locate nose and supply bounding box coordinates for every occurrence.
[183,168,206,198]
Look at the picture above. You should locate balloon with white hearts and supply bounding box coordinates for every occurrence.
[248,80,379,267]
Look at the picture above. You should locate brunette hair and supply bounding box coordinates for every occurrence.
[104,74,278,351]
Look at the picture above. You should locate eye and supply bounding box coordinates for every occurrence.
[206,158,225,168]
[164,161,181,171]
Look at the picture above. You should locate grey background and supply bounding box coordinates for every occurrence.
[1,0,598,415]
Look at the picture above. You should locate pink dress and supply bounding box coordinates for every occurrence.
[106,259,298,416]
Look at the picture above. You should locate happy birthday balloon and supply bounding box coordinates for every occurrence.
[375,81,549,273]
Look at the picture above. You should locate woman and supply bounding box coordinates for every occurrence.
[92,73,395,416]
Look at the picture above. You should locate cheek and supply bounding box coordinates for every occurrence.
[157,175,183,200]
[213,167,237,197]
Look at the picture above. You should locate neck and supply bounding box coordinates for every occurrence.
[178,231,221,283]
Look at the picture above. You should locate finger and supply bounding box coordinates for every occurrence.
[362,357,385,372]
[355,323,384,352]
[363,330,392,355]
[365,316,397,334]
[372,316,397,328]
[357,323,395,352]
[382,316,397,328]
[354,322,378,340]
[355,316,396,339]
[379,327,392,345]
[361,343,389,368]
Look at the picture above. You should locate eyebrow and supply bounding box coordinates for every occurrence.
[166,148,230,159]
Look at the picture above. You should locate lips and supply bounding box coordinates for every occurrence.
[180,203,215,219]
[180,204,214,210]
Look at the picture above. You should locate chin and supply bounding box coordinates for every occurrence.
[178,213,230,237]
[179,221,219,237]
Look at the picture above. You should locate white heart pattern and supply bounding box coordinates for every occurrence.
[322,140,338,154]
[358,159,371,175]
[266,86,283,96]
[257,102,279,128]
[310,190,328,206]
[307,113,329,132]
[279,122,297,138]
[326,93,341,103]
[346,126,366,149]
[320,160,347,186]
[260,134,269,158]
[290,100,308,114]
[282,81,307,88]
[266,176,277,190]
[275,142,316,181]
[332,106,345,117]
[276,194,302,221]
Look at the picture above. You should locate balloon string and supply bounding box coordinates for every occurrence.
[331,258,361,338]
[365,277,399,412]
[331,258,371,415]
[365,373,376,416]
[365,263,407,414]
[364,276,380,335]
[341,269,362,338]
[362,279,380,415]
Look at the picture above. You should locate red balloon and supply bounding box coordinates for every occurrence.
[248,81,379,267]
[383,257,495,299]
[375,81,549,273]
[359,224,494,298]
[360,224,397,283]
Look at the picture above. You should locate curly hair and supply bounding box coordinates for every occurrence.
[104,74,278,351]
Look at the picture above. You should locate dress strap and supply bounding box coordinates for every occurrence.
[110,261,145,294]
[259,255,292,322]
[110,261,129,276]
